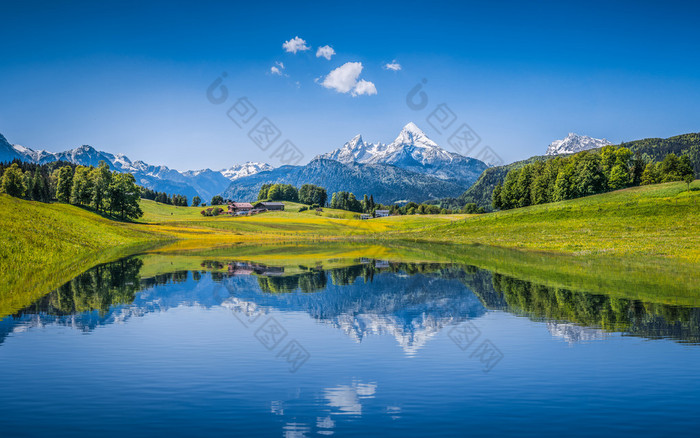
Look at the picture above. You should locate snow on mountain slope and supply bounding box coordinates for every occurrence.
[545,133,612,156]
[320,134,388,164]
[0,133,272,200]
[220,162,274,181]
[317,122,487,185]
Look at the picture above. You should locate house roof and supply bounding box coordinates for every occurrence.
[261,202,284,206]
[231,202,253,208]
[375,209,390,213]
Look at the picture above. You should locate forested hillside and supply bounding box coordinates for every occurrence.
[455,133,700,210]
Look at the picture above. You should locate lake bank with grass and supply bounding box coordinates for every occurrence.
[1,180,699,315]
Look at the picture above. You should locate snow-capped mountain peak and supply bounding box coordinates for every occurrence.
[318,133,387,164]
[317,122,450,166]
[348,134,364,146]
[220,162,274,181]
[390,122,439,150]
[545,133,612,156]
[315,122,488,185]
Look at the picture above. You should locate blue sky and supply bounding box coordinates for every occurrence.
[1,0,699,170]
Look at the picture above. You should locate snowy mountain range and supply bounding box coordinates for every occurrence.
[0,132,272,201]
[317,122,487,185]
[545,133,612,156]
[1,123,486,203]
[222,123,487,203]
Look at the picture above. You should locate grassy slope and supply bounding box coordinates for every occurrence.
[2,182,699,315]
[0,194,168,311]
[407,181,700,262]
[140,199,462,238]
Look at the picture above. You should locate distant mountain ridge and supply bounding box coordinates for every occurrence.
[2,123,487,204]
[0,132,272,201]
[222,158,471,204]
[223,123,488,203]
[546,133,612,156]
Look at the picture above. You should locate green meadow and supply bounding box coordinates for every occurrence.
[1,180,699,316]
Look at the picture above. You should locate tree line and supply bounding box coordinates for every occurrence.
[493,146,695,210]
[1,160,142,220]
[141,187,194,207]
[258,183,328,206]
[328,190,482,215]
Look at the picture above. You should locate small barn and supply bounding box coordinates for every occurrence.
[375,209,390,217]
[260,202,285,211]
[229,202,253,214]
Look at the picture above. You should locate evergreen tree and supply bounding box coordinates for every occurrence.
[553,165,575,201]
[491,184,502,209]
[56,166,73,202]
[91,161,112,212]
[70,166,93,206]
[575,154,606,196]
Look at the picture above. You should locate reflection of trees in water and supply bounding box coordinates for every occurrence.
[257,270,327,293]
[141,271,189,289]
[23,257,145,316]
[9,255,700,345]
[488,273,700,343]
[255,262,454,294]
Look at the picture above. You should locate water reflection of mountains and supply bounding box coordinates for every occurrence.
[1,257,699,348]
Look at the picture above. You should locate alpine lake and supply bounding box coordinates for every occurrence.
[2,242,699,437]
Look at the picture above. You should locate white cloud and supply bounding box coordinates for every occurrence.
[282,36,310,54]
[316,45,336,60]
[320,62,377,97]
[270,61,285,76]
[352,79,377,96]
[321,62,363,93]
[384,60,402,71]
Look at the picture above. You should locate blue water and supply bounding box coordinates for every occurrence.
[1,258,698,437]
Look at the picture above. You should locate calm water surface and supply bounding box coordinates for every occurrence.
[1,256,699,437]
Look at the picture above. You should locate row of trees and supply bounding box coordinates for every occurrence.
[493,146,695,210]
[387,201,480,215]
[298,184,328,206]
[329,191,363,212]
[327,191,478,215]
[141,187,194,206]
[640,153,695,187]
[256,183,329,206]
[257,183,300,202]
[1,161,143,219]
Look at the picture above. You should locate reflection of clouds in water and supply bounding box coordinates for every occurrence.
[266,383,396,436]
[283,422,310,438]
[271,400,284,416]
[547,322,607,344]
[316,416,334,435]
[324,381,377,416]
[387,405,402,420]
